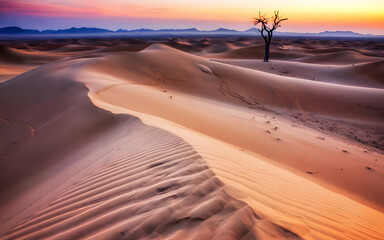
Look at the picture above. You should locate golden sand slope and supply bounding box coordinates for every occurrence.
[81,45,384,205]
[97,108,384,240]
[214,59,384,88]
[0,56,301,239]
[0,42,383,240]
[0,45,63,82]
[4,123,286,240]
[294,50,381,64]
[79,44,383,239]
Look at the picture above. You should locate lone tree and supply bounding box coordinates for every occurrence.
[253,11,287,62]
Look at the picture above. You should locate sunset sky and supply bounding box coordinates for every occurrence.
[0,0,383,34]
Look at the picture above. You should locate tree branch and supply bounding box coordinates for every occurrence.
[253,10,287,33]
[253,10,287,53]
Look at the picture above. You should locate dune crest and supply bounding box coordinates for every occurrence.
[3,119,285,240]
[0,53,302,240]
[295,50,381,64]
[1,37,383,240]
[79,44,383,239]
[83,44,383,239]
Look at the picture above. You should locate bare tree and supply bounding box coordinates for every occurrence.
[253,11,288,62]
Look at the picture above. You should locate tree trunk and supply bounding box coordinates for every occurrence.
[264,43,270,62]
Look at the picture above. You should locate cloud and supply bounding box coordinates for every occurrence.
[0,0,100,17]
[0,0,175,18]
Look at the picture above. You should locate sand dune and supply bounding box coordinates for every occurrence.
[298,44,384,58]
[0,45,66,82]
[0,45,60,64]
[203,43,236,53]
[0,62,128,234]
[85,44,384,123]
[83,44,383,239]
[0,64,36,83]
[1,37,383,240]
[51,44,103,53]
[93,44,150,54]
[3,118,281,240]
[0,54,300,239]
[211,44,382,64]
[295,50,381,64]
[353,60,384,85]
[209,44,309,60]
[98,108,384,240]
[214,59,384,88]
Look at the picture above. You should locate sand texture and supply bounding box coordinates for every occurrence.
[0,37,383,240]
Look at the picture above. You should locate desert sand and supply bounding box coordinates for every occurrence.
[0,37,383,240]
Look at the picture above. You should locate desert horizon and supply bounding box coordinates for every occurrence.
[1,26,383,36]
[1,1,384,240]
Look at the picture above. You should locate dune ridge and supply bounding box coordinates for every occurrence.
[81,44,383,239]
[4,124,288,240]
[294,50,381,64]
[0,37,383,240]
[0,55,301,239]
[213,59,384,88]
[95,107,384,240]
[0,45,60,64]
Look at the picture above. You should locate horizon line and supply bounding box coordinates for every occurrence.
[1,25,383,36]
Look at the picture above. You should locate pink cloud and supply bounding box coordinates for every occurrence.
[0,0,176,18]
[0,0,102,17]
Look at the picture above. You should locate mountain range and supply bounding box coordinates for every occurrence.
[0,26,380,38]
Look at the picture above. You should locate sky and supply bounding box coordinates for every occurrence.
[0,0,383,34]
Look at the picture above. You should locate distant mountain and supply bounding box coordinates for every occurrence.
[244,28,259,33]
[121,28,155,33]
[317,31,368,37]
[242,29,375,38]
[115,29,129,33]
[41,27,113,34]
[0,26,40,34]
[156,28,199,32]
[210,28,238,32]
[0,26,381,38]
[0,27,113,35]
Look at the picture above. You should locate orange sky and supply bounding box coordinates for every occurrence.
[1,0,383,34]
